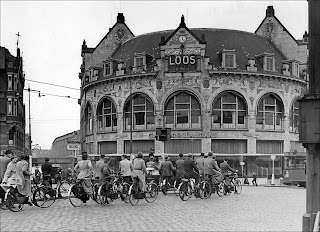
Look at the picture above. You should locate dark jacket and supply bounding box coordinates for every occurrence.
[41,161,54,176]
[183,157,199,177]
[204,157,221,176]
[175,159,185,178]
[220,161,236,175]
[159,160,175,177]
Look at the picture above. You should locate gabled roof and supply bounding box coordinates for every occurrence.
[160,15,205,46]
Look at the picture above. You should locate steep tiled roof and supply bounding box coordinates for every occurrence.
[112,28,286,73]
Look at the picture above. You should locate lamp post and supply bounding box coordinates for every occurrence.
[28,85,32,171]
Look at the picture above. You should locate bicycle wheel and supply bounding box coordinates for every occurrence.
[92,183,101,204]
[120,182,130,203]
[161,179,169,195]
[145,183,158,203]
[179,182,191,201]
[98,183,110,206]
[59,181,71,195]
[34,187,56,208]
[216,182,224,197]
[234,179,242,194]
[68,184,83,207]
[173,180,180,196]
[6,191,23,212]
[128,184,140,206]
[199,181,211,199]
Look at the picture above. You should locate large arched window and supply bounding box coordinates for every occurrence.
[256,93,283,130]
[164,91,201,129]
[212,91,247,129]
[124,94,155,130]
[97,97,117,132]
[289,99,299,132]
[85,103,93,135]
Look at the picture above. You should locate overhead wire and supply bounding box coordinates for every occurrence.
[23,88,79,99]
[25,79,79,90]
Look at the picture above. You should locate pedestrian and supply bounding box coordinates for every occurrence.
[99,157,112,183]
[1,153,19,192]
[74,152,93,201]
[252,172,258,186]
[95,154,105,180]
[34,166,41,184]
[131,151,147,192]
[153,156,161,185]
[243,174,249,185]
[195,152,205,177]
[15,154,33,206]
[41,157,54,187]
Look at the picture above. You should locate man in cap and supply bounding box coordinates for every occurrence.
[41,157,54,187]
[183,153,200,187]
[204,151,223,188]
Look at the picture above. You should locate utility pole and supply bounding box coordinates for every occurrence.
[300,0,320,231]
[28,85,32,171]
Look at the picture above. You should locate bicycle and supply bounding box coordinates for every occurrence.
[223,172,242,195]
[128,176,158,206]
[198,176,224,199]
[178,177,200,201]
[1,185,30,212]
[31,175,56,208]
[98,174,122,206]
[160,176,173,195]
[68,179,100,207]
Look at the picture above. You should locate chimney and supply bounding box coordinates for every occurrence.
[117,13,125,23]
[266,6,275,17]
[17,48,20,57]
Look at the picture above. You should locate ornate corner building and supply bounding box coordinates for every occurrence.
[0,47,26,155]
[78,7,308,174]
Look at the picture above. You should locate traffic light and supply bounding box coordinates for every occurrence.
[156,128,171,141]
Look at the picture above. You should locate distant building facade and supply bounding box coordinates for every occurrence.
[0,46,26,156]
[78,7,308,176]
[51,130,80,158]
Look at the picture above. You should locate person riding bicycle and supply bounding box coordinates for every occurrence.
[175,153,185,188]
[183,153,200,189]
[204,151,223,187]
[95,154,105,180]
[195,153,205,177]
[41,157,54,187]
[159,155,176,188]
[131,151,147,193]
[220,158,238,193]
[74,152,93,200]
[119,154,132,184]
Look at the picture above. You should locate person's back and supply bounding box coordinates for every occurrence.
[119,156,132,177]
[42,159,53,175]
[95,155,105,179]
[159,159,174,177]
[195,153,205,176]
[0,150,13,182]
[175,158,185,178]
[184,156,199,177]
[220,160,236,175]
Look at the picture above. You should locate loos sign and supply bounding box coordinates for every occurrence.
[169,55,196,66]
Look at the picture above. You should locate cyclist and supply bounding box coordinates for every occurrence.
[159,155,176,187]
[41,157,54,187]
[95,154,105,180]
[183,153,200,196]
[119,154,132,184]
[174,153,185,188]
[220,158,238,194]
[204,151,223,188]
[74,152,93,200]
[131,151,147,193]
[195,153,205,177]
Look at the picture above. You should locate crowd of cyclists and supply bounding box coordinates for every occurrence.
[0,148,240,210]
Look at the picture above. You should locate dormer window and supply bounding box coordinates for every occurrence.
[134,56,145,72]
[220,49,236,69]
[282,60,300,77]
[292,61,300,77]
[256,53,275,72]
[105,62,111,76]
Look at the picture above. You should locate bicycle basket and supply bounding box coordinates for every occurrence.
[133,192,145,199]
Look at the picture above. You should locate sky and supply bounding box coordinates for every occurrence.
[1,1,308,150]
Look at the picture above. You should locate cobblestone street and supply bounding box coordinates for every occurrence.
[0,186,306,232]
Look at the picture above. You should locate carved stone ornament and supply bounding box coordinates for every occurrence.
[203,79,210,89]
[156,80,162,90]
[165,47,201,56]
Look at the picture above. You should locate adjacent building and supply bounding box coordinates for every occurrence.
[0,46,26,156]
[78,6,308,176]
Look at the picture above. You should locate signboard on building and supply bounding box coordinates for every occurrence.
[67,143,81,151]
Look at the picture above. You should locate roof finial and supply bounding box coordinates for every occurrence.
[180,15,186,27]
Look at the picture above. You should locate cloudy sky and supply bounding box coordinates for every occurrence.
[1,1,308,150]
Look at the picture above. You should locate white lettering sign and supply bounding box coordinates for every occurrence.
[169,55,196,66]
[67,143,81,151]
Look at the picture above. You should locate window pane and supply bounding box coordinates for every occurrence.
[176,93,190,103]
[225,54,234,68]
[265,112,274,125]
[165,98,174,110]
[146,100,153,111]
[176,104,190,109]
[112,114,117,127]
[265,106,275,111]
[276,102,282,112]
[223,93,236,103]
[191,98,200,109]
[146,112,155,125]
[223,111,233,123]
[256,112,263,124]
[265,96,274,105]
[165,111,174,124]
[134,95,145,104]
[238,99,245,110]
[105,115,111,127]
[104,99,111,108]
[238,111,246,124]
[134,106,145,111]
[212,111,221,123]
[177,111,189,124]
[134,112,145,125]
[222,104,236,109]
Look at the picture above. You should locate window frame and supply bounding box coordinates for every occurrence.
[264,56,275,72]
[221,49,237,69]
[97,98,117,132]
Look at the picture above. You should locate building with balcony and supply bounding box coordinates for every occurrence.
[0,46,26,156]
[78,6,308,176]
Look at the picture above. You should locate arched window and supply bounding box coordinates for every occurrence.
[164,92,201,129]
[124,94,155,130]
[85,104,93,135]
[289,100,299,132]
[97,98,117,132]
[256,93,283,130]
[212,91,247,129]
